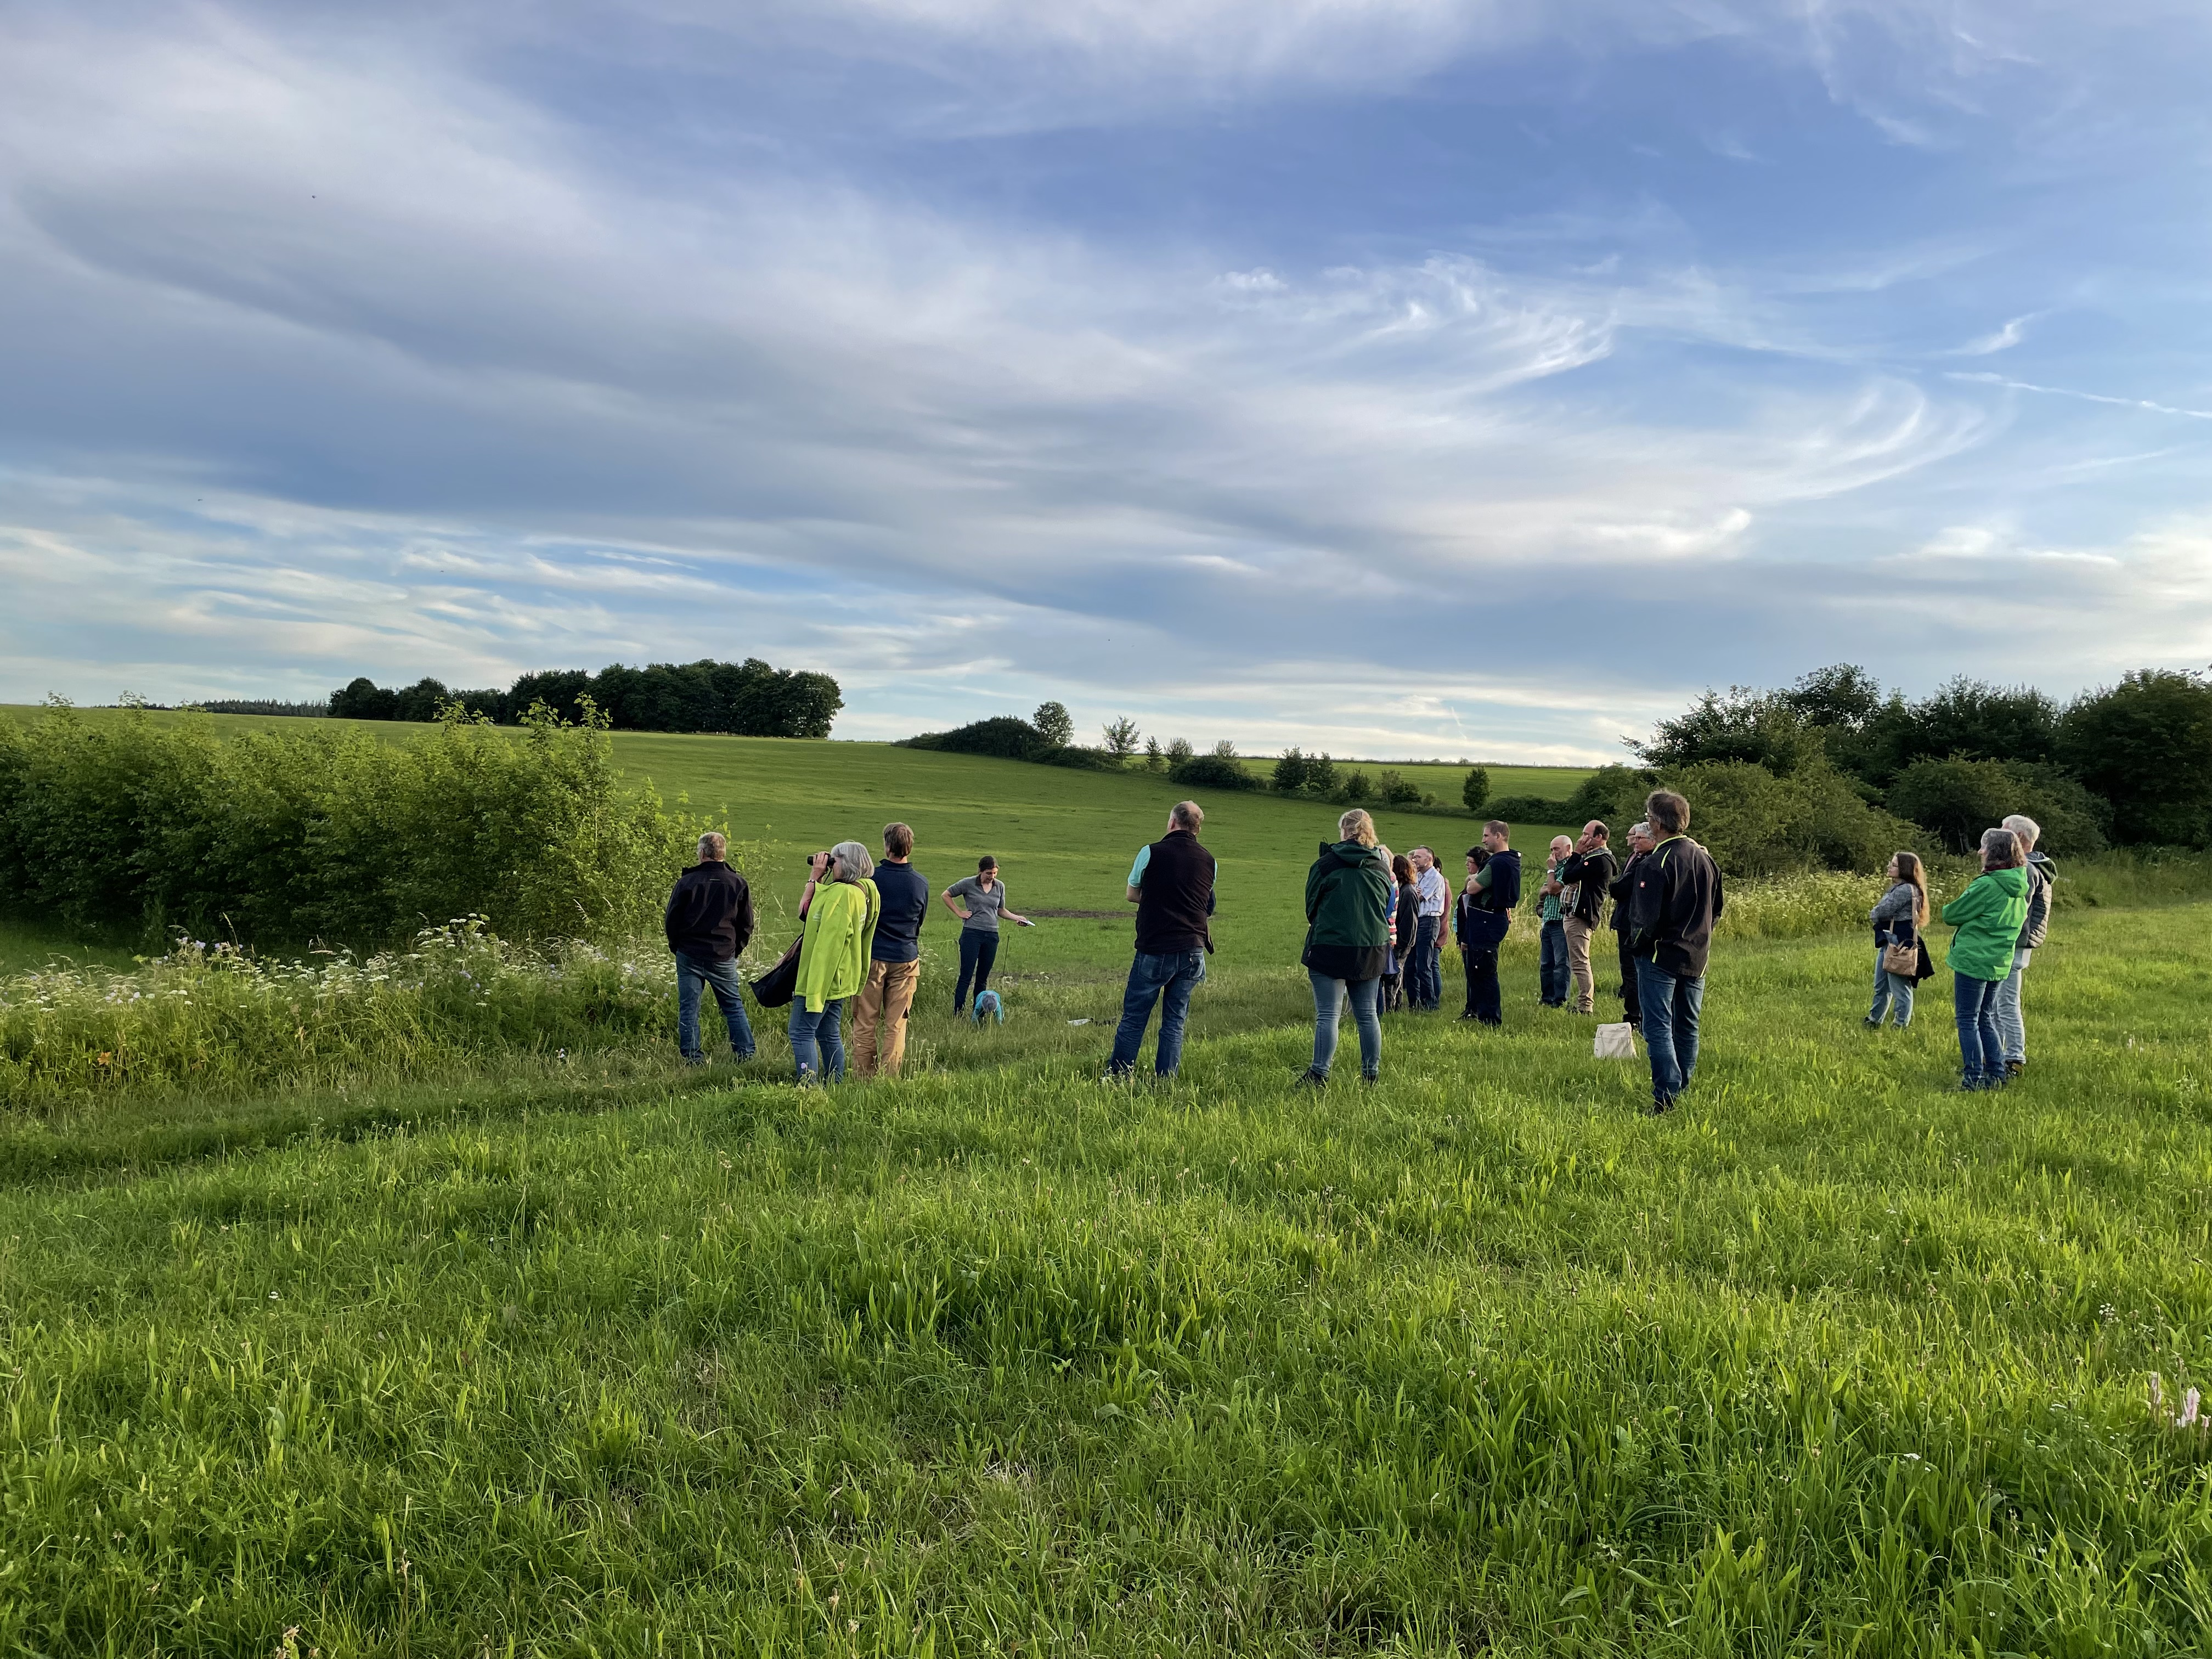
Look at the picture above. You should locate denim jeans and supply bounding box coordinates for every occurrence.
[1993,946,2031,1064]
[1108,950,1206,1076]
[1867,946,1915,1028]
[1409,916,1442,1008]
[674,951,756,1061]
[788,996,847,1082]
[1308,971,1381,1080]
[1635,957,1705,1105]
[1538,919,1568,1006]
[954,930,998,1012]
[1954,973,2003,1086]
[1462,947,1500,1024]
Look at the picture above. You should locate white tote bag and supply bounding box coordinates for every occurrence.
[1594,1022,1638,1060]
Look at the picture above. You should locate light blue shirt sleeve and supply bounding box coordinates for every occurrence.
[1127,845,1151,887]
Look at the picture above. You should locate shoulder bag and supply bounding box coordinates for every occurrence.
[749,934,804,1008]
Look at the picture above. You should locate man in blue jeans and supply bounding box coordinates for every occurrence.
[664,831,757,1064]
[1408,847,1448,1009]
[1107,800,1216,1080]
[1625,790,1724,1114]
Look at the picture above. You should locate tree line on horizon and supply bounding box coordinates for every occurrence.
[324,657,842,738]
[895,665,2212,875]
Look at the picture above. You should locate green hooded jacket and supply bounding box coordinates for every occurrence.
[1303,840,1392,979]
[1940,865,2028,982]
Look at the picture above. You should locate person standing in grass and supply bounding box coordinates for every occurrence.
[1942,827,2030,1092]
[1994,813,2055,1079]
[664,830,757,1065]
[1865,850,1929,1030]
[791,841,881,1084]
[1409,847,1452,1011]
[1627,791,1724,1114]
[1107,800,1216,1080]
[1536,834,1574,1008]
[1295,809,1393,1088]
[1559,821,1617,1016]
[942,856,1031,1015]
[1454,822,1520,1024]
[851,821,927,1078]
[1381,851,1418,1012]
[1608,821,1652,1029]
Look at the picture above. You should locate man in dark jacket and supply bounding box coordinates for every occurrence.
[1558,820,1617,1016]
[1607,822,1652,1028]
[1107,800,1216,1080]
[665,831,757,1063]
[1626,791,1724,1112]
[1453,821,1519,1025]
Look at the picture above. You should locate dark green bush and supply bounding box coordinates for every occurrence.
[900,716,1046,759]
[1038,745,1119,770]
[1375,769,1421,806]
[0,702,686,948]
[1669,759,1917,876]
[1481,794,1570,824]
[1885,757,2109,856]
[1167,753,1256,791]
[1460,766,1489,811]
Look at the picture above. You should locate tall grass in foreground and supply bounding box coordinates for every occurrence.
[1,909,2209,1655]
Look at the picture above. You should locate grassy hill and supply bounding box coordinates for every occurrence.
[0,708,1584,977]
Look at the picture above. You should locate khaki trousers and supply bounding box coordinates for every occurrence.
[1564,916,1599,1014]
[851,958,920,1077]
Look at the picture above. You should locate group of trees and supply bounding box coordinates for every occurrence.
[329,658,842,739]
[1633,664,2212,855]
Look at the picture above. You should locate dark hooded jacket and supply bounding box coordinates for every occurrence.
[1302,839,1392,981]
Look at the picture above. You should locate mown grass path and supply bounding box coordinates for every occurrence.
[3,908,2210,1654]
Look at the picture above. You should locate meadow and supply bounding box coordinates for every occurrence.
[3,714,2210,1656]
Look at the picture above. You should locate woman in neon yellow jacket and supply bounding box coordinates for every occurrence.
[1940,827,2029,1091]
[791,840,881,1082]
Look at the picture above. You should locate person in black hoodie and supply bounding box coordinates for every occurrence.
[1453,821,1520,1024]
[1626,791,1724,1113]
[664,831,757,1064]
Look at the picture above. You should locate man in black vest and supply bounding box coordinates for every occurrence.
[1106,799,1216,1080]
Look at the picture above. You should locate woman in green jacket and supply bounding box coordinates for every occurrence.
[1296,808,1395,1088]
[1941,827,2029,1091]
[791,840,882,1083]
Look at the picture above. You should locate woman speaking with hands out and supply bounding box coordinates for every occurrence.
[942,855,1034,1015]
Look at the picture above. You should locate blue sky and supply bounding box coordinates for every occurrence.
[3,1,2209,760]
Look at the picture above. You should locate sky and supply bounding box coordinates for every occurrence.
[3,1,2210,762]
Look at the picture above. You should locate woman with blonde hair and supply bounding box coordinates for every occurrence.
[1295,807,1393,1088]
[1864,849,1929,1029]
[790,840,881,1083]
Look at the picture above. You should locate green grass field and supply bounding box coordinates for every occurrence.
[5,712,2212,1655]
